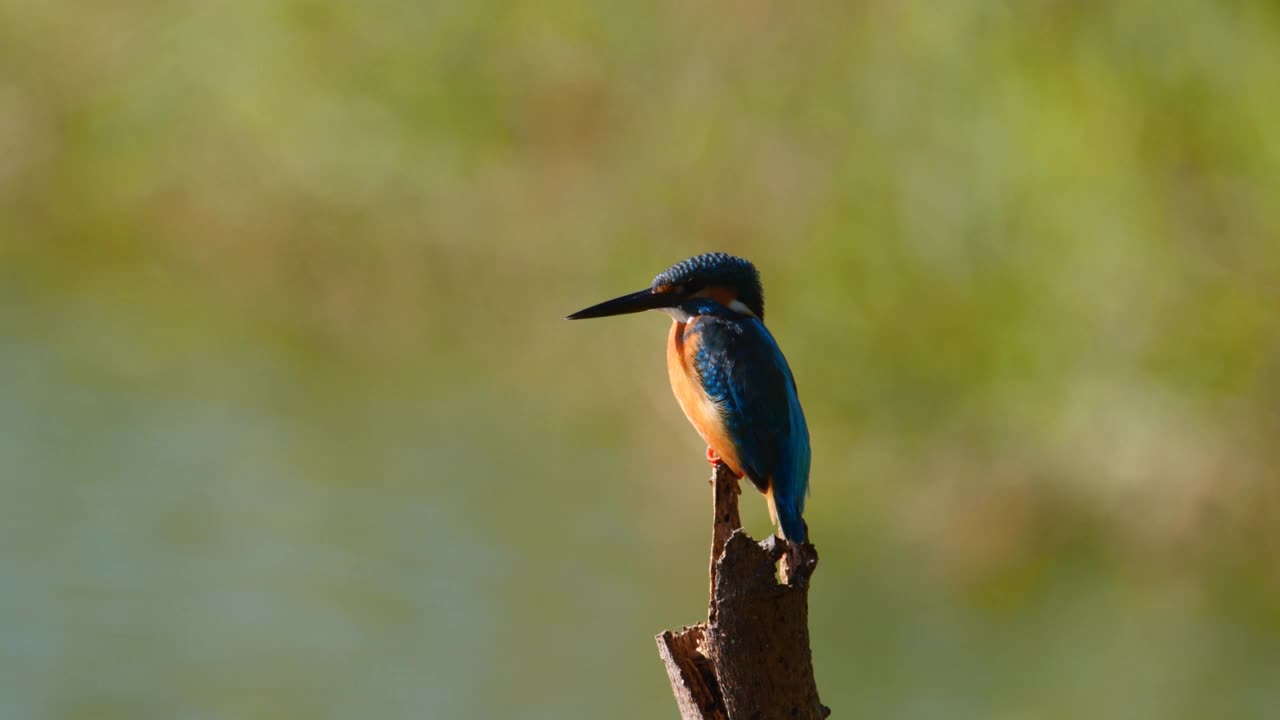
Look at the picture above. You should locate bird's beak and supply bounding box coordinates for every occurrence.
[566,287,678,320]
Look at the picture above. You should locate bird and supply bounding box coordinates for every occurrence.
[567,253,811,543]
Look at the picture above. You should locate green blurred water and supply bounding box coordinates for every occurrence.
[3,1,1280,718]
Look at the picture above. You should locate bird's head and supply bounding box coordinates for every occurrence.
[567,253,765,323]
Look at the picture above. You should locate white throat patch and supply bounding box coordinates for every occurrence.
[659,307,694,323]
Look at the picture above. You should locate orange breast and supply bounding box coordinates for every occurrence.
[667,319,742,475]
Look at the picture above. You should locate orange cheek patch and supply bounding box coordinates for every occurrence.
[695,286,738,308]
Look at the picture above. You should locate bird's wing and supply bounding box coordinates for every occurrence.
[691,316,810,509]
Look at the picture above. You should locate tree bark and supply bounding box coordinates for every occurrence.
[656,465,828,719]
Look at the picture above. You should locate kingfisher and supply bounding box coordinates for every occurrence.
[567,253,811,543]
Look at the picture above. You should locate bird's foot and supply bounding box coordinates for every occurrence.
[705,445,723,467]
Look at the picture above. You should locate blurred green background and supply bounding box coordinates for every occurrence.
[3,1,1279,718]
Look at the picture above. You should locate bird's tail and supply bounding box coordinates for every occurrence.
[765,486,808,544]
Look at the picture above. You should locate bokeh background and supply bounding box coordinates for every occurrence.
[3,1,1279,718]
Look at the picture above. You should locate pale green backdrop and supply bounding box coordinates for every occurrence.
[2,1,1279,718]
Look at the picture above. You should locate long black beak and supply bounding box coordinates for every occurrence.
[566,288,677,320]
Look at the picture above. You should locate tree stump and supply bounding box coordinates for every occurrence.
[656,464,828,719]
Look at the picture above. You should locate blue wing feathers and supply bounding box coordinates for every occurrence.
[689,314,810,541]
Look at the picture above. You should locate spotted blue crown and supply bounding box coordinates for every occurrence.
[651,253,765,319]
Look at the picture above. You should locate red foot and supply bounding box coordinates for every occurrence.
[706,446,723,467]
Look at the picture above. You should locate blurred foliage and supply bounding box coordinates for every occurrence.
[2,0,1279,718]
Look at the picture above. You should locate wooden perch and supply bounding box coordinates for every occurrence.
[656,465,829,719]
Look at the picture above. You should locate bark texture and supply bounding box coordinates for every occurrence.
[656,464,828,719]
